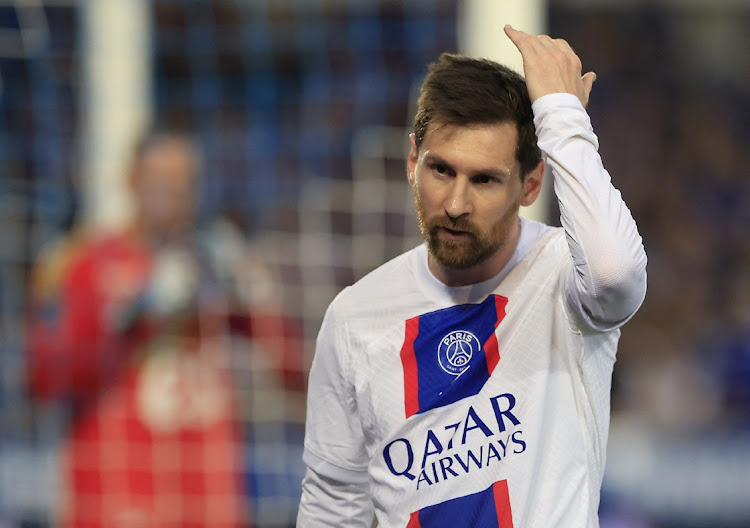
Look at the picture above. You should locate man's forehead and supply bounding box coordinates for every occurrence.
[420,121,520,172]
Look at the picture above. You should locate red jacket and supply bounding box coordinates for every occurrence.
[28,230,282,527]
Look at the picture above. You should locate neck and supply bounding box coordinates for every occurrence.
[427,217,522,287]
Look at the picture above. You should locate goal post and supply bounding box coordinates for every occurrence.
[458,0,549,223]
[81,0,151,231]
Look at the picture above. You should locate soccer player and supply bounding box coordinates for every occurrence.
[27,132,302,527]
[298,26,647,527]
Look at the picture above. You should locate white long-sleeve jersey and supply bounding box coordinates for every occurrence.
[298,93,647,528]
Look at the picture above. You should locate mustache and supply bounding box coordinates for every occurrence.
[427,216,480,237]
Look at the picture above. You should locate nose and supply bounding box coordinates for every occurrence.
[445,177,472,219]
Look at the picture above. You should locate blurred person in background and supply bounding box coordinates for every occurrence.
[26,131,303,528]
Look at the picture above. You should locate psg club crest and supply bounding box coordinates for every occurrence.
[400,294,509,418]
[437,330,479,376]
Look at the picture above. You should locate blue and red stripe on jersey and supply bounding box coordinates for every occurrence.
[399,294,508,419]
[406,479,514,528]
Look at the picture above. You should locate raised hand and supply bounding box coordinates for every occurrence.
[504,25,596,108]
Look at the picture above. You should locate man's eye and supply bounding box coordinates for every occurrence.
[476,174,496,184]
[435,164,448,174]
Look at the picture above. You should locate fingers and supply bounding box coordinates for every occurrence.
[503,24,525,41]
[505,26,579,64]
[581,71,597,107]
[552,38,574,54]
[505,25,594,107]
[505,25,556,55]
[504,24,531,53]
[582,71,597,90]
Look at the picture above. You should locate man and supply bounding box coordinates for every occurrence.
[297,26,647,527]
[27,132,301,527]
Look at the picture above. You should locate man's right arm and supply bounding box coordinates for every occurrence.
[298,294,374,526]
[298,468,373,526]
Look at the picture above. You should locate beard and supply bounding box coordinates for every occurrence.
[414,189,521,271]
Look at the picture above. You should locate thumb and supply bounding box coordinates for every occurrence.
[581,71,597,107]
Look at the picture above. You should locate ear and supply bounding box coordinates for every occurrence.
[520,159,545,207]
[407,133,418,186]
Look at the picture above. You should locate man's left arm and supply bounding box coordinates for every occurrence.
[535,93,647,328]
[506,25,647,329]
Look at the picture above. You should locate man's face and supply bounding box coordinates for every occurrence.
[407,121,541,271]
[132,139,197,239]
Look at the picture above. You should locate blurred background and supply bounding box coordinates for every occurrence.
[0,0,748,527]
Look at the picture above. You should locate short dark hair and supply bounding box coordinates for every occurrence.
[413,53,541,177]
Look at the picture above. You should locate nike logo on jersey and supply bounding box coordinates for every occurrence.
[400,294,508,418]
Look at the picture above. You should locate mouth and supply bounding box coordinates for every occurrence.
[439,227,472,239]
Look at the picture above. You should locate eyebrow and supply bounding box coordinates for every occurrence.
[423,153,513,179]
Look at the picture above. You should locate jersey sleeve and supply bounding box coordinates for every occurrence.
[27,245,124,400]
[297,467,373,527]
[301,290,372,509]
[533,93,647,331]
